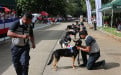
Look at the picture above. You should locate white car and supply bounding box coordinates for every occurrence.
[32,13,41,23]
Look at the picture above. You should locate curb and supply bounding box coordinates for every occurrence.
[33,23,60,30]
[0,37,10,44]
[33,24,51,30]
[99,29,121,42]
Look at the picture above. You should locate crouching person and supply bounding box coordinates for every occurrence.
[77,30,105,70]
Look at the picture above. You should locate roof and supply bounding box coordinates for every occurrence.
[100,0,121,13]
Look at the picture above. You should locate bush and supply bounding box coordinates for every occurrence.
[101,27,121,37]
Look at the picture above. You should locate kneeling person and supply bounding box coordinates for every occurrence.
[77,30,105,70]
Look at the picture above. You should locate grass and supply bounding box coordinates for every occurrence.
[99,27,121,37]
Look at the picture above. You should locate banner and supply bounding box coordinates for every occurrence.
[0,18,18,34]
[95,0,102,27]
[86,0,92,24]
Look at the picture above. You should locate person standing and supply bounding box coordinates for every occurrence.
[92,16,97,30]
[7,12,35,75]
[32,14,38,28]
[77,30,105,70]
[117,22,121,31]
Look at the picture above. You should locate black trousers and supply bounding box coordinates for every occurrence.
[94,22,97,30]
[11,45,30,75]
[81,51,104,70]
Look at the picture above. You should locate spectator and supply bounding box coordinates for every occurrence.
[92,16,97,30]
[117,22,121,31]
[32,14,38,28]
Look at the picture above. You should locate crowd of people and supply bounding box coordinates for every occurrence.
[37,16,64,24]
[0,8,18,38]
[0,9,17,21]
[91,15,121,32]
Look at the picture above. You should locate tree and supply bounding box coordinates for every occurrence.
[16,0,67,16]
[16,0,35,16]
[65,0,85,17]
[0,0,16,9]
[102,0,113,4]
[47,0,67,16]
[15,0,113,17]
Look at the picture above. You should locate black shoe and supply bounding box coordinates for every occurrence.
[102,60,105,66]
[79,64,86,67]
[101,60,107,69]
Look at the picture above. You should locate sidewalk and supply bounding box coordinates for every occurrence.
[43,23,121,75]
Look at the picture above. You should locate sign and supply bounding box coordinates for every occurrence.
[95,0,102,27]
[85,0,92,24]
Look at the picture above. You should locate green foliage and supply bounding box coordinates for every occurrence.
[0,0,16,9]
[103,16,110,21]
[16,0,113,17]
[101,27,121,37]
[66,2,80,16]
[102,0,113,4]
[47,0,67,16]
[66,0,85,17]
[16,0,67,16]
[80,0,86,15]
[16,0,37,15]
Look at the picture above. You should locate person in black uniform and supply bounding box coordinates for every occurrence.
[7,13,35,75]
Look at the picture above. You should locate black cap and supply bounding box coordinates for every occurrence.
[79,30,88,35]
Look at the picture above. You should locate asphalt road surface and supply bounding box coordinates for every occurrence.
[0,22,71,75]
[1,22,121,75]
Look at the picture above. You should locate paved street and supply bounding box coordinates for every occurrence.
[0,22,121,75]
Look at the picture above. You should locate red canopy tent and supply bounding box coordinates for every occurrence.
[3,7,11,12]
[1,7,11,13]
[40,11,48,16]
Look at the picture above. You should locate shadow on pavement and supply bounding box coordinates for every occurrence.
[55,62,120,71]
[104,62,120,70]
[58,66,73,69]
[95,62,120,70]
